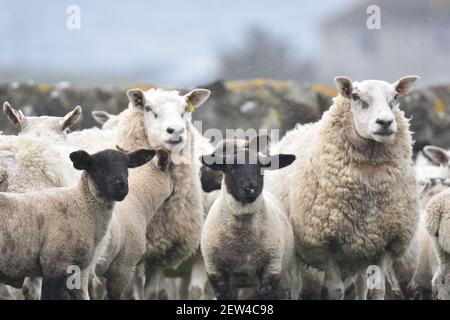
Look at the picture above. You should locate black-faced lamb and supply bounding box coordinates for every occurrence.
[0,148,155,299]
[200,147,299,299]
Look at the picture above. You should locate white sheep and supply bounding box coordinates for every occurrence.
[267,76,420,300]
[67,111,122,154]
[200,147,300,299]
[0,148,156,299]
[122,87,212,299]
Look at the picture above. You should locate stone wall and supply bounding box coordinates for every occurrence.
[1,80,449,152]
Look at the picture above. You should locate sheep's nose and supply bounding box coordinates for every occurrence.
[114,179,125,190]
[244,186,256,195]
[167,127,185,135]
[376,119,393,129]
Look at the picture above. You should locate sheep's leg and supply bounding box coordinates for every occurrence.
[67,269,90,300]
[189,255,208,300]
[22,277,42,300]
[105,265,135,300]
[355,271,368,300]
[207,272,236,300]
[41,276,71,300]
[144,268,162,299]
[369,254,396,300]
[258,259,283,299]
[321,259,345,300]
[258,274,282,300]
[132,263,146,300]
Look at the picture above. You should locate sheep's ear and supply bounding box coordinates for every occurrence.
[70,150,93,171]
[248,134,270,155]
[3,102,25,130]
[184,89,211,110]
[92,110,112,125]
[263,154,296,170]
[200,154,226,172]
[61,105,82,131]
[127,89,145,109]
[333,76,353,98]
[127,149,156,168]
[393,76,419,96]
[423,145,449,166]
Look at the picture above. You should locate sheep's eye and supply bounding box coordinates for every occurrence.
[145,106,158,118]
[351,94,360,101]
[184,106,189,114]
[394,94,399,101]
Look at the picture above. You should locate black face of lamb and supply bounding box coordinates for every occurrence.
[224,163,264,204]
[70,149,156,202]
[201,149,296,204]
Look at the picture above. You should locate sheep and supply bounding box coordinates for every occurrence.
[415,145,450,183]
[122,87,212,298]
[92,148,174,300]
[0,148,156,299]
[0,102,83,191]
[266,76,420,300]
[3,101,81,143]
[67,111,122,154]
[200,147,299,299]
[187,137,268,300]
[424,177,450,300]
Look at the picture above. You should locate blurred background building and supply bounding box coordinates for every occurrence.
[1,0,448,88]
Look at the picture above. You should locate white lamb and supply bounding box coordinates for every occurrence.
[122,87,212,299]
[267,76,420,299]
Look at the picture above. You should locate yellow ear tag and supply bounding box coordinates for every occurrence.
[188,101,196,113]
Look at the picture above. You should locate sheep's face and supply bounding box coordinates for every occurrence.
[69,148,156,202]
[432,267,450,300]
[201,149,295,204]
[334,76,419,144]
[126,88,210,152]
[3,102,81,141]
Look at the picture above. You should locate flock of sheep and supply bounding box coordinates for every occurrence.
[0,75,449,300]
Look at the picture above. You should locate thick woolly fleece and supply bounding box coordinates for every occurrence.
[0,135,78,192]
[201,181,300,299]
[267,95,419,274]
[426,189,450,255]
[0,172,114,286]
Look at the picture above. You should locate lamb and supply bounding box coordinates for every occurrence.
[0,148,156,299]
[266,76,420,299]
[122,87,212,298]
[92,147,174,300]
[200,147,299,299]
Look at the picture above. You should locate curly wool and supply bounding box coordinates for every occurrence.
[268,95,419,273]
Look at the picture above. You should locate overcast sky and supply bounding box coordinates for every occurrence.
[0,0,356,86]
